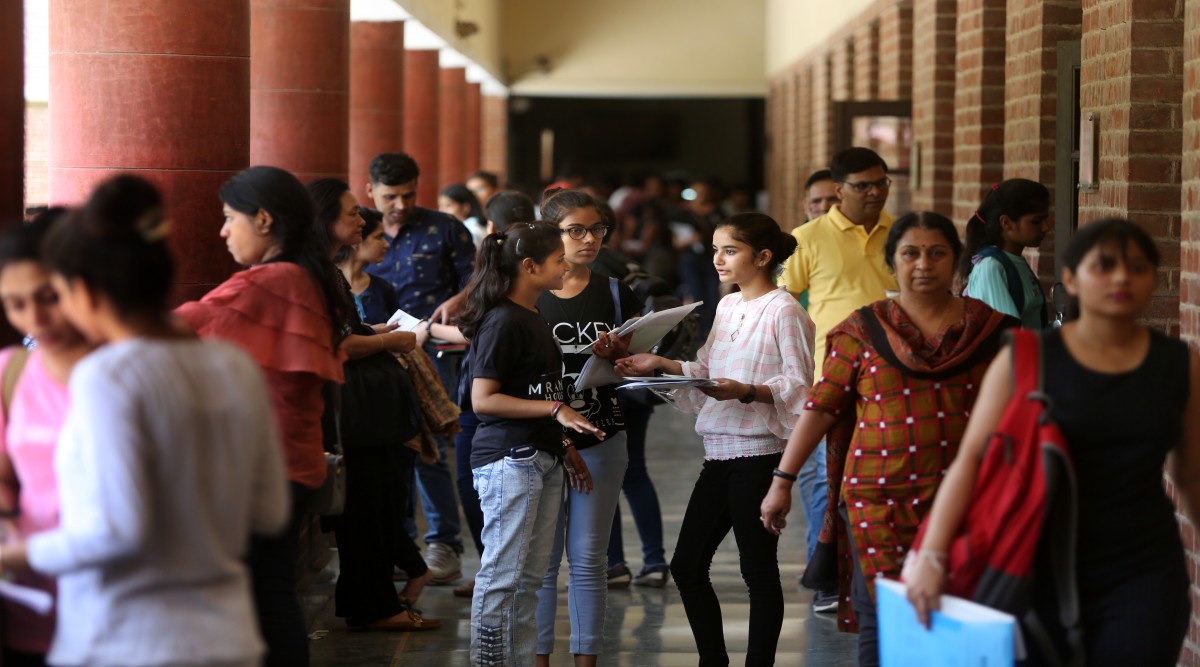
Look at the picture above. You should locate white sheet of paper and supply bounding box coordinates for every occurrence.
[618,376,717,390]
[386,308,424,331]
[620,302,703,355]
[0,579,53,615]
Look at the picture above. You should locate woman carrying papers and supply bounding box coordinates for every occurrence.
[533,189,641,667]
[617,213,814,667]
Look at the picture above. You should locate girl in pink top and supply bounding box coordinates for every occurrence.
[0,212,93,665]
[617,213,815,667]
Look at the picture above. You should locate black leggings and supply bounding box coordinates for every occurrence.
[248,482,314,667]
[670,453,783,667]
[335,446,428,623]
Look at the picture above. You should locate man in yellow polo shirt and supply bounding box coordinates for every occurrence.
[780,147,898,378]
[779,147,898,614]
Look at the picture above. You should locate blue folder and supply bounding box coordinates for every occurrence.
[876,578,1015,667]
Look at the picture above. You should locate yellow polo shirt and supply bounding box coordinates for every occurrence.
[779,205,897,377]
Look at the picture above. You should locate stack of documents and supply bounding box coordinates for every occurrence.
[617,374,716,391]
[574,301,704,392]
[876,578,1015,667]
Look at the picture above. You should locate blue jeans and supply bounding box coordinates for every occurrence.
[455,408,485,556]
[607,399,667,569]
[472,450,564,667]
[536,434,629,656]
[796,438,828,562]
[407,348,464,552]
[678,248,719,342]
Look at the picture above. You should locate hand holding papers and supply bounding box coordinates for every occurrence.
[617,374,717,391]
[386,308,424,331]
[573,302,704,392]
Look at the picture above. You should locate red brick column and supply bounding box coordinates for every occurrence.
[1003,0,1081,282]
[480,94,507,183]
[952,0,1007,223]
[878,0,914,100]
[811,55,836,175]
[1078,0,1183,333]
[854,20,880,101]
[250,0,349,184]
[832,38,856,102]
[1183,5,1200,662]
[349,20,404,200]
[766,80,781,220]
[438,66,467,190]
[782,73,800,228]
[791,66,814,229]
[49,0,248,301]
[465,82,482,175]
[404,49,440,205]
[1,1,22,221]
[910,0,956,213]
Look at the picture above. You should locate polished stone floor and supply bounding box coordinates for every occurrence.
[307,406,858,666]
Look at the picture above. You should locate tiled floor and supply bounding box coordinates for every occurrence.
[308,406,859,666]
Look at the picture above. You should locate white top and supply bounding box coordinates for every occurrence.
[27,339,289,667]
[669,289,816,460]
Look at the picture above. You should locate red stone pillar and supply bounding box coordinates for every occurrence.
[250,0,349,184]
[49,0,248,301]
[349,21,404,200]
[438,67,467,190]
[403,50,440,206]
[480,94,508,183]
[1,1,22,222]
[465,82,482,175]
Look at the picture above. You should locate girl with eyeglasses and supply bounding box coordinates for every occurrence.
[458,222,600,667]
[616,213,815,667]
[532,189,640,667]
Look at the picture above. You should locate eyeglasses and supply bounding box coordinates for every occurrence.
[841,177,892,194]
[561,225,611,240]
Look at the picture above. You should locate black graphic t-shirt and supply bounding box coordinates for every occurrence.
[470,299,566,467]
[537,276,640,449]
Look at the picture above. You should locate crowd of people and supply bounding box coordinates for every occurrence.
[0,142,1196,667]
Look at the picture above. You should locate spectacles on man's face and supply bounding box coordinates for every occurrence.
[840,177,892,194]
[561,225,611,241]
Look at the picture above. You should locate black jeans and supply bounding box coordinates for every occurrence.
[248,481,314,667]
[670,453,784,667]
[336,445,428,624]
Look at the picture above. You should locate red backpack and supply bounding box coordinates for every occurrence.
[910,329,1081,662]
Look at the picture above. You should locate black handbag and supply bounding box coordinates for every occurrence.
[338,337,423,449]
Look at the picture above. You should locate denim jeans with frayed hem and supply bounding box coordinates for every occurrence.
[471,450,564,667]
[536,434,629,656]
[607,399,667,570]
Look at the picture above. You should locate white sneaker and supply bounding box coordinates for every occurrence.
[425,543,462,584]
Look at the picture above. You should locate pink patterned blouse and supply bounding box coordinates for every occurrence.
[668,289,815,460]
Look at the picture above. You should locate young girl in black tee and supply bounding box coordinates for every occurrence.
[457,222,601,667]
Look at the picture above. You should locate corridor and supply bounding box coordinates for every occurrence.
[307,406,859,666]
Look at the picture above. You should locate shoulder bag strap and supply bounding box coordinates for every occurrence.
[2,346,31,422]
[609,277,624,327]
[977,245,1026,313]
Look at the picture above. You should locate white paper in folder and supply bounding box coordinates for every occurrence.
[573,302,704,392]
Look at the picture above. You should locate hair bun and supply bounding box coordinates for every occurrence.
[82,174,167,242]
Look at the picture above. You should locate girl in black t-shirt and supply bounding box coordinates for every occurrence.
[534,190,642,666]
[457,222,601,667]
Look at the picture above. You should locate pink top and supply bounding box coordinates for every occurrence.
[669,289,816,460]
[0,347,68,653]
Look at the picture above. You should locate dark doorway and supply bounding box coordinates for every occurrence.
[506,96,765,196]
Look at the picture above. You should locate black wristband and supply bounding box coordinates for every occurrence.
[739,384,758,404]
[772,468,798,482]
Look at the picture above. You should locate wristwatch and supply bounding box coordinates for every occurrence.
[738,384,757,404]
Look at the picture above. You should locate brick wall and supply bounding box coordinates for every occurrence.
[1003,0,1083,283]
[1180,0,1200,662]
[783,72,801,228]
[878,0,914,100]
[854,21,881,100]
[480,94,508,185]
[910,0,957,212]
[811,55,836,181]
[952,0,1007,224]
[792,66,815,229]
[23,102,48,209]
[832,38,856,102]
[1078,0,1183,334]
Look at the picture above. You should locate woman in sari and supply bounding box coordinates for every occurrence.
[759,211,1017,667]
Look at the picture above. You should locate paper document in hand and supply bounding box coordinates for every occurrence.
[618,375,717,390]
[876,578,1015,667]
[0,579,54,615]
[386,308,424,331]
[618,302,703,354]
[574,354,623,392]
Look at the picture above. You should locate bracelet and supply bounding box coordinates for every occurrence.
[561,437,575,450]
[425,319,435,335]
[772,468,798,482]
[550,401,563,418]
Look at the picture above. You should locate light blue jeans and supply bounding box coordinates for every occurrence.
[796,438,828,562]
[536,434,630,656]
[471,449,565,667]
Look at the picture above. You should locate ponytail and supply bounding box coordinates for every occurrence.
[457,222,562,339]
[961,178,1050,281]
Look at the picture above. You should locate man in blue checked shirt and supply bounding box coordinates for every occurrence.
[364,151,475,584]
